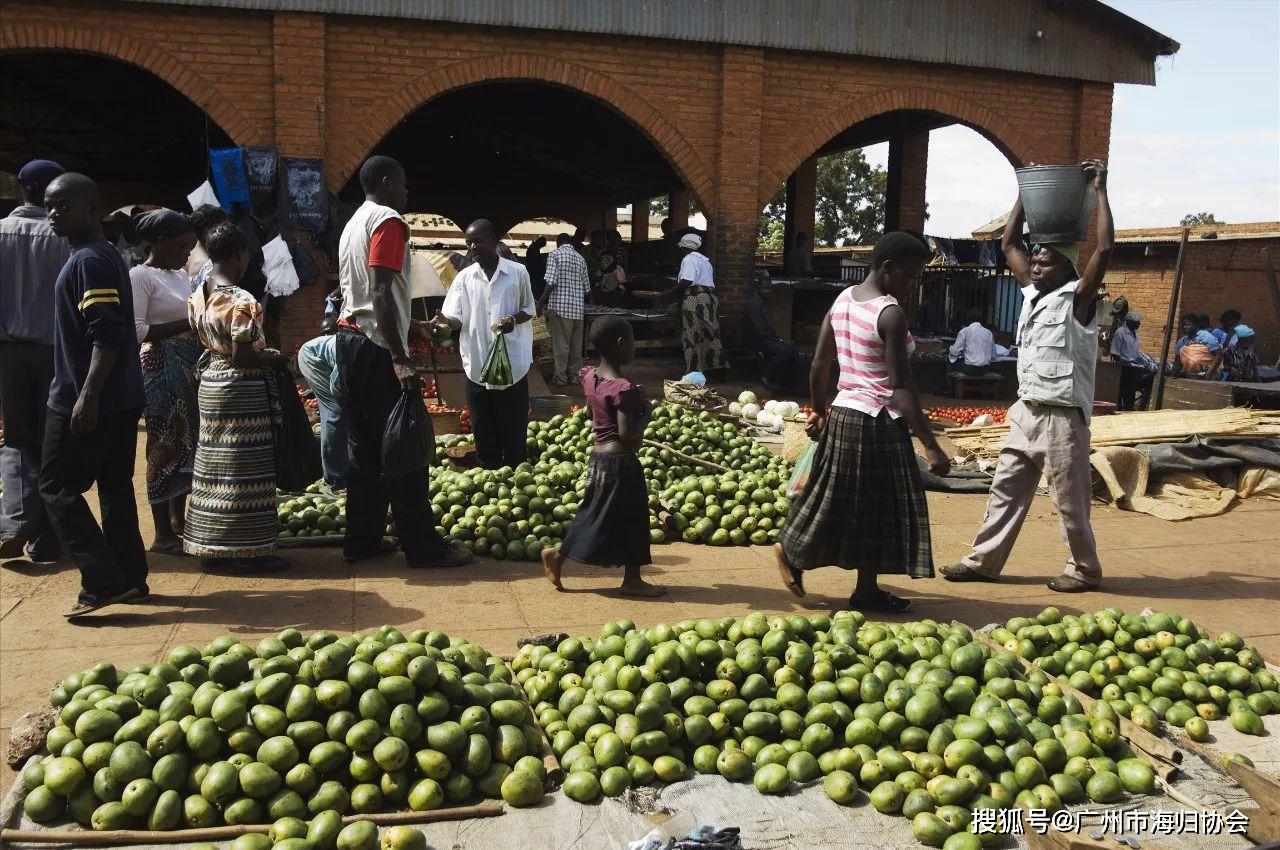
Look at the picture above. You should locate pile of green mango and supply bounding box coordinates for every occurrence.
[994,607,1278,742]
[514,609,1178,849]
[22,625,549,838]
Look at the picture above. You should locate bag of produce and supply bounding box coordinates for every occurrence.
[272,366,322,492]
[479,331,513,386]
[785,441,817,498]
[382,387,435,476]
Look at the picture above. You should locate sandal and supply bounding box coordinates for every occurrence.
[849,589,911,614]
[773,544,805,598]
[65,587,142,619]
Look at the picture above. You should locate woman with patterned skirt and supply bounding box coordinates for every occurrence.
[184,223,290,572]
[668,232,723,374]
[129,209,201,555]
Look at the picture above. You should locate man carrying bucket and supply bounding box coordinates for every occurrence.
[941,160,1113,593]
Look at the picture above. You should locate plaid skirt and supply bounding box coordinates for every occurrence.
[779,406,933,577]
[560,451,651,568]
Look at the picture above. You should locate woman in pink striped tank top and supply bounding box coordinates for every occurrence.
[774,233,950,613]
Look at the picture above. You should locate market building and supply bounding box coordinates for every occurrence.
[1,0,1176,348]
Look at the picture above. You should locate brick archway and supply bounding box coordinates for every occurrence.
[0,24,258,145]
[758,87,1031,209]
[330,53,715,211]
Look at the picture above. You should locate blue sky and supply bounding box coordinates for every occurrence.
[865,0,1280,237]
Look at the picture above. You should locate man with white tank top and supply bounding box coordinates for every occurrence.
[941,161,1113,593]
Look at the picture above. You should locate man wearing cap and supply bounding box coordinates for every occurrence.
[942,160,1113,593]
[1109,310,1153,410]
[667,232,724,374]
[0,159,71,562]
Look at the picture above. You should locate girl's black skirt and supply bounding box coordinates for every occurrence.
[560,451,652,568]
[779,406,934,577]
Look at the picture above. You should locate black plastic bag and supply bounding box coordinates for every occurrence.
[272,367,322,492]
[382,388,435,477]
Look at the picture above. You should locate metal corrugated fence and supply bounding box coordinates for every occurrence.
[117,0,1173,85]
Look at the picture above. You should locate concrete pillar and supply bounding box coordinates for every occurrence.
[783,156,817,270]
[668,189,690,231]
[272,12,326,158]
[712,46,766,341]
[885,126,928,235]
[630,198,649,242]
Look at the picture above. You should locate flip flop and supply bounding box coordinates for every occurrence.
[65,586,142,619]
[773,544,805,598]
[148,540,187,556]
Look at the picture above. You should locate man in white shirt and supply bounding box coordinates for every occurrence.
[433,219,537,469]
[948,308,996,375]
[667,232,723,374]
[336,155,470,569]
[537,233,591,386]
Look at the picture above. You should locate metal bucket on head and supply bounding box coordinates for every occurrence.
[1015,165,1097,244]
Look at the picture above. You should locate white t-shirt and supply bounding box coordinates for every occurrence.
[442,256,537,389]
[130,264,195,344]
[678,251,715,288]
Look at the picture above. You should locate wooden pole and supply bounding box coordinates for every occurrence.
[1152,227,1190,410]
[0,802,504,846]
[641,439,729,472]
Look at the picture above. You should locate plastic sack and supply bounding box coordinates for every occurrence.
[273,367,322,492]
[479,332,513,385]
[785,441,817,498]
[382,388,435,477]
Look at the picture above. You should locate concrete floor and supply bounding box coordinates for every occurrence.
[3,423,1279,796]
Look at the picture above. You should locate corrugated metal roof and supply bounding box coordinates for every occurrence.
[118,0,1177,85]
[1115,222,1280,244]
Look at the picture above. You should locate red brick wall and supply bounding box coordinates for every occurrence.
[1105,239,1280,365]
[2,2,1112,352]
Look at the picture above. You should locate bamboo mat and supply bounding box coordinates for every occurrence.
[948,407,1280,461]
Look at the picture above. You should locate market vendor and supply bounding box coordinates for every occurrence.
[744,269,803,393]
[666,232,724,375]
[433,218,537,470]
[942,160,1113,593]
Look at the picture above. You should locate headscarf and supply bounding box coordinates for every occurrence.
[678,233,702,250]
[1234,324,1255,339]
[1126,311,1142,322]
[1194,329,1220,349]
[134,209,194,243]
[17,159,64,194]
[1033,242,1080,268]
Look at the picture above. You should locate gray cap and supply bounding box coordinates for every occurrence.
[1126,311,1142,321]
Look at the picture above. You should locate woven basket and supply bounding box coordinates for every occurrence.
[429,408,464,435]
[781,420,811,462]
[530,394,572,420]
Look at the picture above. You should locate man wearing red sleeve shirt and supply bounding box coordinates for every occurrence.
[335,156,471,569]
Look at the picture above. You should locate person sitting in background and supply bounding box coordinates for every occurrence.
[947,308,995,376]
[744,269,801,393]
[1170,314,1198,375]
[597,229,628,296]
[1212,309,1241,350]
[1222,324,1259,382]
[1109,311,1152,410]
[784,231,813,277]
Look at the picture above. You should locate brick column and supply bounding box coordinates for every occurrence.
[1074,82,1114,267]
[668,189,690,231]
[630,198,649,242]
[712,46,765,342]
[783,156,817,269]
[885,126,928,235]
[272,12,326,158]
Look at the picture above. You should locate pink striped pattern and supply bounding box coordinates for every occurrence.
[829,289,913,418]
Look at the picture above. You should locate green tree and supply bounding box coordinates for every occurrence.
[757,149,888,250]
[1180,211,1221,226]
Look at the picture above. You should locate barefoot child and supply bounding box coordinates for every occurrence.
[773,231,949,613]
[543,317,665,597]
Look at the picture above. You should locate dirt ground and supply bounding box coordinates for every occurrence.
[3,400,1279,796]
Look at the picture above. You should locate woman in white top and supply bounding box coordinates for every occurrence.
[130,209,200,555]
[666,232,723,374]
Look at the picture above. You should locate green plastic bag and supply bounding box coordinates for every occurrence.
[785,441,817,498]
[479,332,513,385]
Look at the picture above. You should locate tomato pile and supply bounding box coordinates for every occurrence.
[408,338,454,359]
[924,406,1007,426]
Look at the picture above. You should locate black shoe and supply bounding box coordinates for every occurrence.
[1047,574,1099,593]
[939,563,999,583]
[23,542,61,563]
[0,537,28,559]
[408,546,475,569]
[343,539,399,563]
